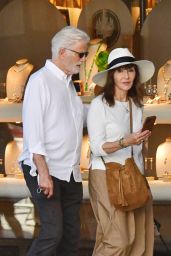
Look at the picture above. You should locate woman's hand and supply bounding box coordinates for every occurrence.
[125,129,151,146]
[102,130,151,154]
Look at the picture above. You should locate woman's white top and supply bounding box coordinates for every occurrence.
[87,95,144,174]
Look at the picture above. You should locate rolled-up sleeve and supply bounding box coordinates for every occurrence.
[87,99,108,157]
[22,76,49,175]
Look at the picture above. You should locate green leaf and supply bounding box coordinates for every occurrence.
[95,51,109,71]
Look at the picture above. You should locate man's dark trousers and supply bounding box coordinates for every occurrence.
[22,163,83,256]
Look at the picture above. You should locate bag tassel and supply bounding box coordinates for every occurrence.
[118,169,128,207]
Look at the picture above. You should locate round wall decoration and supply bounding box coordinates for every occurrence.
[78,0,134,50]
[92,9,120,48]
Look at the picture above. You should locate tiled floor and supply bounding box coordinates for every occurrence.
[0,243,170,256]
[0,247,93,256]
[0,198,171,256]
[0,239,94,256]
[0,198,95,255]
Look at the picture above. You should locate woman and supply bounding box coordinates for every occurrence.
[87,48,155,256]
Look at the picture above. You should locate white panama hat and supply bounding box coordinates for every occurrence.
[92,48,155,87]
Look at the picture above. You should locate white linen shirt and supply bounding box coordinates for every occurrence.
[87,95,144,174]
[19,60,83,182]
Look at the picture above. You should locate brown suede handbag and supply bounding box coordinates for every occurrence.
[101,99,150,211]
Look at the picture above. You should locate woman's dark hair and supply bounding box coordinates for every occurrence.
[98,64,143,107]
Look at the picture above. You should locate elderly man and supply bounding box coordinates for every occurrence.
[19,26,90,256]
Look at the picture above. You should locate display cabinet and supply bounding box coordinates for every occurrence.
[1,100,171,201]
[1,100,171,255]
[0,99,95,256]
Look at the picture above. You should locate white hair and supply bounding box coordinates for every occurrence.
[51,26,90,59]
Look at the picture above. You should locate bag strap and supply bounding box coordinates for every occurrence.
[101,154,105,165]
[128,98,133,157]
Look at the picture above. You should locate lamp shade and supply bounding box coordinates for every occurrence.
[156,137,171,178]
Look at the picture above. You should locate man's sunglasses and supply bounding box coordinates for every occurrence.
[64,48,89,59]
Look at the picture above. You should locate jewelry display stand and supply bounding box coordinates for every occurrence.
[156,137,171,181]
[157,60,171,101]
[5,138,23,178]
[0,99,171,202]
[6,58,34,102]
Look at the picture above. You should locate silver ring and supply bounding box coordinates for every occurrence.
[37,187,42,193]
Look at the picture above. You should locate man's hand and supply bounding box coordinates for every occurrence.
[33,153,54,198]
[38,173,53,199]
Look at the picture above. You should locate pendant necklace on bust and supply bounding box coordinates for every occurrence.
[162,64,171,95]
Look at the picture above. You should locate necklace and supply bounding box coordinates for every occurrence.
[120,101,129,113]
[162,64,171,85]
[162,63,171,97]
[13,62,29,73]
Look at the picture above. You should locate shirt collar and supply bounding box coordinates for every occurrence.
[45,59,72,84]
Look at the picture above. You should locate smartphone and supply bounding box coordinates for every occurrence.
[142,116,156,132]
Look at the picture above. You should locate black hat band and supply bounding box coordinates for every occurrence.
[108,56,136,69]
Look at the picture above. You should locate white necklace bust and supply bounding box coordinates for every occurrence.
[157,60,171,101]
[6,58,34,102]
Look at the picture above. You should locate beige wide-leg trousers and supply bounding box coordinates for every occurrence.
[89,169,154,256]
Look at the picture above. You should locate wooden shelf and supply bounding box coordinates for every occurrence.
[0,100,22,123]
[1,99,171,124]
[144,103,171,124]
